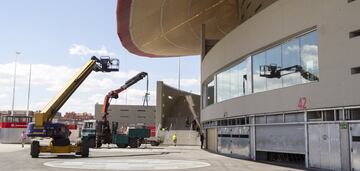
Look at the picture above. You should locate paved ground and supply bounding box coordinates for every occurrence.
[0,144,304,171]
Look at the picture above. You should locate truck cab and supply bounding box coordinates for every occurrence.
[81,120,97,148]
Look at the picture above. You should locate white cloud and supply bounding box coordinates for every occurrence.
[111,70,142,79]
[79,76,115,93]
[162,78,199,87]
[0,94,7,99]
[301,45,318,70]
[0,62,156,114]
[69,44,115,56]
[0,62,77,91]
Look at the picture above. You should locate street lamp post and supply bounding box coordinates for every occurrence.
[178,57,181,90]
[26,64,32,116]
[11,51,21,116]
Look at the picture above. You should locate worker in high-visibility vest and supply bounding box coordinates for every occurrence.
[172,133,177,146]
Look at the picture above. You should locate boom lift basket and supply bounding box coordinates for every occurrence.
[92,56,119,72]
[259,64,281,79]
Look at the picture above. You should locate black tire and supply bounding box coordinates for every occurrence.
[116,143,128,148]
[88,138,96,148]
[129,138,140,148]
[150,141,160,146]
[80,143,89,158]
[96,136,102,148]
[75,142,82,155]
[30,141,40,158]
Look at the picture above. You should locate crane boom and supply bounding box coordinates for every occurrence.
[32,56,119,130]
[96,71,148,146]
[39,60,95,125]
[101,71,148,121]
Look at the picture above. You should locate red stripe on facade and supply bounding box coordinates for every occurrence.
[117,0,163,57]
[0,122,29,128]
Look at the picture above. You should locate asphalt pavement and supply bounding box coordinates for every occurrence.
[0,144,304,171]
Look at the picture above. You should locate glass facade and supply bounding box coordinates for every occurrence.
[205,80,215,106]
[216,69,230,102]
[217,58,250,102]
[282,38,302,87]
[253,52,266,93]
[203,30,319,107]
[300,31,319,83]
[266,45,282,90]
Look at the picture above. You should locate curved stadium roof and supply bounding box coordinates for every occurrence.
[116,0,277,57]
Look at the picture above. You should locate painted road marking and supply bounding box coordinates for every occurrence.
[44,159,211,170]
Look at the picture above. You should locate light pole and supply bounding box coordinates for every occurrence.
[178,57,181,90]
[11,51,21,116]
[26,64,32,116]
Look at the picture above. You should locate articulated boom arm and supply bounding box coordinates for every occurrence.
[101,72,148,121]
[260,64,319,81]
[35,56,119,128]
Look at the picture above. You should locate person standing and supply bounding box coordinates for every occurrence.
[20,131,26,148]
[172,133,177,146]
[200,133,204,149]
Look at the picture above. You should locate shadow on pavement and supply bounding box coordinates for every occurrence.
[38,152,174,159]
[89,152,171,158]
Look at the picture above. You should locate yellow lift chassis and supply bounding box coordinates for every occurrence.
[27,56,119,158]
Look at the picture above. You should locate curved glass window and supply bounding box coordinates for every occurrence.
[282,38,301,87]
[217,68,231,102]
[206,80,215,106]
[300,31,319,83]
[203,30,319,107]
[217,59,250,102]
[252,30,318,92]
[266,45,282,90]
[253,52,266,93]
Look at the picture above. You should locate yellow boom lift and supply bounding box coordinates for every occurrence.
[26,56,119,158]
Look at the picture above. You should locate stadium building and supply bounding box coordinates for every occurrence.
[116,0,360,170]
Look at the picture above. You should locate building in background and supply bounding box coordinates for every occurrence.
[94,104,155,128]
[0,110,33,143]
[116,0,360,170]
[0,110,34,116]
[63,112,94,121]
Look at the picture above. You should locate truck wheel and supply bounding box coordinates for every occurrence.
[89,138,96,148]
[75,142,82,155]
[151,141,160,146]
[116,143,128,148]
[129,138,140,148]
[81,143,89,158]
[30,141,40,158]
[96,136,102,148]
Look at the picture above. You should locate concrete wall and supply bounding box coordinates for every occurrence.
[0,128,29,144]
[159,130,200,146]
[156,81,200,130]
[201,0,360,121]
[94,104,156,127]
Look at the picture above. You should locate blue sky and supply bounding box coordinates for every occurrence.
[0,0,200,114]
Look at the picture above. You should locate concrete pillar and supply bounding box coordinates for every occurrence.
[250,116,256,160]
[340,123,351,171]
[304,111,309,168]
